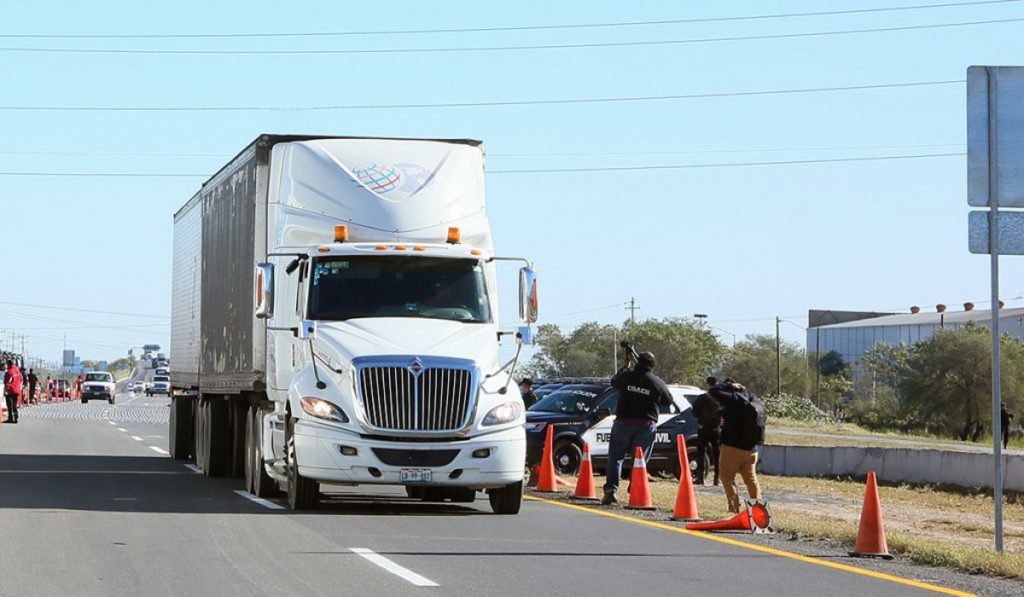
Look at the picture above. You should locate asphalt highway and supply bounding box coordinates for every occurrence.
[0,385,969,596]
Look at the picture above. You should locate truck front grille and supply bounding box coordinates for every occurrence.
[358,364,474,431]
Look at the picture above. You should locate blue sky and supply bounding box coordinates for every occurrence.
[2,0,1023,364]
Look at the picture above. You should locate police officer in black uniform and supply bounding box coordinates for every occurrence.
[520,378,539,409]
[601,350,673,505]
[691,376,723,486]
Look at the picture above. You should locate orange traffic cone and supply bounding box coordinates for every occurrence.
[626,447,656,510]
[850,471,893,559]
[574,442,599,501]
[536,425,560,493]
[671,434,700,522]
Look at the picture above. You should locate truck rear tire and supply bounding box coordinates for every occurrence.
[286,417,319,510]
[197,397,230,477]
[169,396,193,460]
[245,406,278,498]
[488,481,523,515]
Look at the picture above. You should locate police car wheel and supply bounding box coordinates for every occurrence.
[553,440,583,475]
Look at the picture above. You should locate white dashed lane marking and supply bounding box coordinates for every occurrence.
[117,428,127,432]
[131,436,143,442]
[149,446,169,455]
[233,490,285,510]
[184,464,202,474]
[349,548,440,587]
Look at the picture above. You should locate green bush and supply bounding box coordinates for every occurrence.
[763,392,832,422]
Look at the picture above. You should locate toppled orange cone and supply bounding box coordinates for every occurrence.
[685,501,773,533]
[671,434,700,522]
[574,442,599,501]
[625,447,655,510]
[850,471,893,559]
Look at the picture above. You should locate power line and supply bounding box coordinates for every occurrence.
[0,0,1015,39]
[0,142,966,159]
[0,152,968,179]
[0,300,169,319]
[0,79,965,112]
[0,16,1019,55]
[490,152,966,174]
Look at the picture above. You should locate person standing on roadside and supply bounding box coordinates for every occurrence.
[519,378,539,409]
[26,368,38,405]
[601,350,673,506]
[1002,402,1014,450]
[691,376,723,486]
[4,359,23,424]
[711,378,766,513]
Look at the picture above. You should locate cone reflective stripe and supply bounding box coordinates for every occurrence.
[574,442,599,500]
[536,424,560,493]
[850,471,893,559]
[671,434,700,522]
[625,446,656,510]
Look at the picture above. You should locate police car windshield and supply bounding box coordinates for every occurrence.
[529,385,605,414]
[307,256,491,323]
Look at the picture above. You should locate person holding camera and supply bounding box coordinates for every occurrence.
[601,347,673,505]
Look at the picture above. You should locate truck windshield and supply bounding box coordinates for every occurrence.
[85,373,112,382]
[308,256,491,323]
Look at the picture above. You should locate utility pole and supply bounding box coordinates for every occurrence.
[775,317,782,397]
[626,297,639,326]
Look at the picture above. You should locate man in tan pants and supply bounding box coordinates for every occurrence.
[718,444,761,513]
[710,379,765,513]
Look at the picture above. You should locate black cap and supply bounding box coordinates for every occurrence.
[521,378,533,386]
[706,376,718,386]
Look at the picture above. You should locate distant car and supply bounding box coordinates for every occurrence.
[147,375,170,396]
[155,367,168,376]
[82,372,116,404]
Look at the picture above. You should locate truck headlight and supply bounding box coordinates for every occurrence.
[300,397,349,424]
[482,402,523,426]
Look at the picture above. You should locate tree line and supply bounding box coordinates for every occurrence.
[524,318,1020,440]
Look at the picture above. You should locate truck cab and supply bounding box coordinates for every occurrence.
[170,135,536,514]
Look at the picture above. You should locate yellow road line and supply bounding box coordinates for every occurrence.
[524,495,973,597]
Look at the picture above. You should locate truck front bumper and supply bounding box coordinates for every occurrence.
[293,421,526,489]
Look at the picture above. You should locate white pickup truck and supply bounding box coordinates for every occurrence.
[81,372,116,404]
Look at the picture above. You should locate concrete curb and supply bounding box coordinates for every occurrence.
[758,445,1024,491]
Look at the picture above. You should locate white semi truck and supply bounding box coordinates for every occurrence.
[169,135,537,513]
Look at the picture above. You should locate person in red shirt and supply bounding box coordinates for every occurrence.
[4,359,23,424]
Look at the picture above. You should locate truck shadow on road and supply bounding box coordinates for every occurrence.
[0,454,490,516]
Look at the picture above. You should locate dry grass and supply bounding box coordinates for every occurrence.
[767,417,1024,451]
[543,472,1024,579]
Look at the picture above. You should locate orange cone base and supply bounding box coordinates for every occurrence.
[848,551,894,560]
[625,504,657,511]
[671,515,701,522]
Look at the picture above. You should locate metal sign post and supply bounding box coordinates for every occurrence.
[967,65,1024,553]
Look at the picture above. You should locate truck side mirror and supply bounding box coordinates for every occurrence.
[255,263,274,319]
[517,325,534,345]
[518,266,538,324]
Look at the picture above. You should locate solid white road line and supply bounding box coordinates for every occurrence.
[149,446,169,455]
[131,436,143,441]
[233,490,285,510]
[184,464,202,474]
[349,548,440,587]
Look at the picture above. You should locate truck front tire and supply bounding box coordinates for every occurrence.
[286,417,319,510]
[488,480,523,515]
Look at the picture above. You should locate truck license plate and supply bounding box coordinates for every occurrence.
[400,469,432,483]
